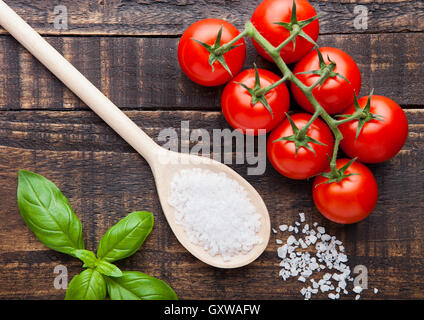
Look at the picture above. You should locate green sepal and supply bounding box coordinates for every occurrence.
[272,113,326,156]
[315,157,360,187]
[256,96,273,118]
[296,49,351,89]
[297,13,321,29]
[235,64,274,118]
[337,89,384,140]
[297,29,318,48]
[274,0,319,51]
[191,25,241,77]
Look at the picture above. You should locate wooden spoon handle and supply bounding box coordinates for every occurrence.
[0,0,160,164]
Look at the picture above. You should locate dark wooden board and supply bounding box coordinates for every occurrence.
[0,0,423,36]
[1,32,423,111]
[0,0,423,301]
[0,110,423,299]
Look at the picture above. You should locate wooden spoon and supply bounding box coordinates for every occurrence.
[0,0,270,268]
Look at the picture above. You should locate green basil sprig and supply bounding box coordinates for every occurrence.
[74,249,98,268]
[95,260,123,278]
[17,170,177,300]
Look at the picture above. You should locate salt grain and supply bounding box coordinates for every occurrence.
[328,293,338,300]
[279,225,288,232]
[275,212,373,300]
[353,286,363,294]
[317,226,326,234]
[168,169,262,261]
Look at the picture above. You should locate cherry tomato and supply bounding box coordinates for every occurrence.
[221,69,290,135]
[339,95,408,163]
[313,159,378,224]
[251,0,319,64]
[291,47,361,115]
[267,113,334,179]
[178,19,246,87]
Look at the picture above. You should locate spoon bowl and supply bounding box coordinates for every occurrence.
[151,148,271,268]
[0,0,271,268]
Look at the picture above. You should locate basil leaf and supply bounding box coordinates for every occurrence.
[65,269,106,300]
[97,211,154,262]
[105,271,178,300]
[95,260,123,277]
[74,249,97,268]
[17,170,84,257]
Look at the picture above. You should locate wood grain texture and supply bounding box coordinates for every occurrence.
[0,32,423,111]
[0,0,423,36]
[0,0,423,301]
[0,110,423,299]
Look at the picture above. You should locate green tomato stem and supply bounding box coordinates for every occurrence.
[329,132,343,174]
[242,22,363,174]
[255,74,290,97]
[275,25,300,52]
[334,111,363,126]
[296,109,321,140]
[309,67,331,90]
[214,29,248,55]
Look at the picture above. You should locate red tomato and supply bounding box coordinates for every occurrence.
[339,95,408,163]
[251,0,319,64]
[313,159,378,224]
[178,19,246,87]
[267,113,334,179]
[221,69,290,135]
[291,47,361,115]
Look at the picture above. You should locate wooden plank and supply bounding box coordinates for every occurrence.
[0,32,423,111]
[0,109,423,299]
[0,0,423,36]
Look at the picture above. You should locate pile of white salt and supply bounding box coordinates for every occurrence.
[168,168,263,261]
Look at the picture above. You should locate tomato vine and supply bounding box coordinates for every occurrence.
[178,0,409,223]
[216,0,370,179]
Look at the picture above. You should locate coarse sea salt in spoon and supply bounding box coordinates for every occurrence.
[0,0,270,268]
